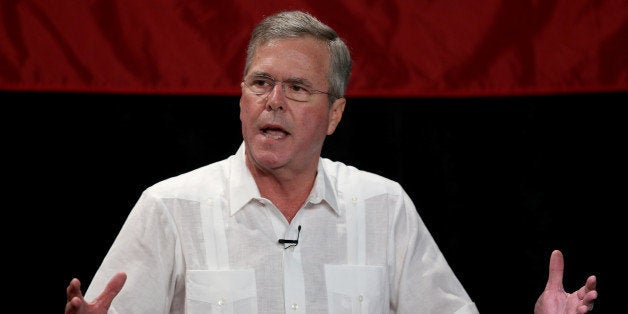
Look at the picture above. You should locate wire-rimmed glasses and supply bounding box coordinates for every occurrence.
[242,75,336,102]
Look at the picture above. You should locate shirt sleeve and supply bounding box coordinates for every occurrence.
[391,189,479,313]
[84,190,185,313]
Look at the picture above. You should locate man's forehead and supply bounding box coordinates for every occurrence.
[249,38,330,83]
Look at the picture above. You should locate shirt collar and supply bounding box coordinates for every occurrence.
[228,142,340,216]
[309,158,340,215]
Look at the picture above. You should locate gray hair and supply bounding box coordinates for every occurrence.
[244,11,352,103]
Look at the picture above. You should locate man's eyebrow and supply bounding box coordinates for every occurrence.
[249,71,314,87]
[284,77,311,86]
[249,71,274,79]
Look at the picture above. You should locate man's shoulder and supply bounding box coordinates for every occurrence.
[144,155,232,198]
[321,157,403,192]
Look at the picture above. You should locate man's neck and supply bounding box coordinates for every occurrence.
[247,160,317,223]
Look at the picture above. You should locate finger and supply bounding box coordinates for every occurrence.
[576,303,590,314]
[585,275,597,291]
[94,272,127,309]
[66,278,83,303]
[577,276,598,301]
[64,296,83,314]
[545,249,565,291]
[582,290,598,306]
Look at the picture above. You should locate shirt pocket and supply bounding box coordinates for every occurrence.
[185,269,258,314]
[324,264,389,314]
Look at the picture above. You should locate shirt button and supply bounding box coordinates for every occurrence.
[357,294,364,302]
[352,196,358,204]
[217,299,225,307]
[291,303,299,310]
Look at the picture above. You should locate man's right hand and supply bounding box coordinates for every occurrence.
[65,272,127,314]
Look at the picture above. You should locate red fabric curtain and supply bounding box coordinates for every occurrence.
[1,0,626,97]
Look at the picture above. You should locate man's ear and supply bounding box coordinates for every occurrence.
[327,97,346,135]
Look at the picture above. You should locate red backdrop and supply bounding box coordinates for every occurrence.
[1,0,626,97]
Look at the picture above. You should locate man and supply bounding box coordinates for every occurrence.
[66,10,597,313]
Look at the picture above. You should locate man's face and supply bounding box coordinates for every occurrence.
[239,36,345,175]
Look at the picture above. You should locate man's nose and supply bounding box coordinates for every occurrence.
[266,82,286,111]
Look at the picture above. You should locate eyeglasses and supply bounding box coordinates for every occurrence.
[242,75,336,102]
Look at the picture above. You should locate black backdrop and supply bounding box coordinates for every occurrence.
[5,91,624,313]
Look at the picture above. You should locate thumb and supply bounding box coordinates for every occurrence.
[93,272,127,309]
[545,250,565,291]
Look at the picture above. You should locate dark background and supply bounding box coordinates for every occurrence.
[5,91,624,313]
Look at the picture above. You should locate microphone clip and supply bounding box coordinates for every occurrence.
[278,225,301,249]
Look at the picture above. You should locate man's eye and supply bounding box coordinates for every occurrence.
[288,84,309,93]
[252,79,271,87]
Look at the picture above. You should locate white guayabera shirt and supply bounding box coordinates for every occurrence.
[85,143,479,314]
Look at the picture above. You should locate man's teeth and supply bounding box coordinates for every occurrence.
[263,130,285,139]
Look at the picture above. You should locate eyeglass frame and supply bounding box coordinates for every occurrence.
[242,74,338,103]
